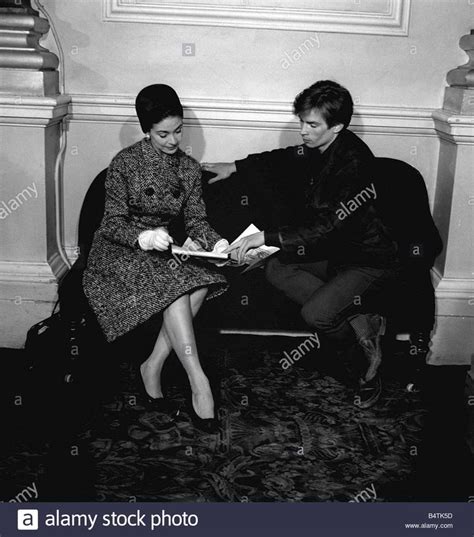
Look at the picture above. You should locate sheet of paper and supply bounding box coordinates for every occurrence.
[171,245,228,260]
[230,223,262,244]
[231,224,280,263]
[175,224,279,267]
[182,236,203,251]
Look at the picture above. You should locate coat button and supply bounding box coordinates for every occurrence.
[145,187,154,196]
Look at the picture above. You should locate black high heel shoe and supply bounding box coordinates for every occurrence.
[137,366,180,418]
[188,393,219,434]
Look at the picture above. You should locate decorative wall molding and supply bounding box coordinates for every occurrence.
[65,246,79,264]
[103,0,411,36]
[432,267,474,318]
[0,256,66,285]
[0,1,60,95]
[68,94,436,137]
[432,109,474,145]
[0,94,70,126]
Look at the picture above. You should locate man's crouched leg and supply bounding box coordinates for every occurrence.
[265,258,389,408]
[301,302,385,409]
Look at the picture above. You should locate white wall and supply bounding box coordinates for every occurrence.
[21,0,471,366]
[37,0,472,254]
[1,0,472,355]
[44,0,467,105]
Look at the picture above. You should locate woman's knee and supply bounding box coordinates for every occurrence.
[163,293,190,315]
[193,286,208,298]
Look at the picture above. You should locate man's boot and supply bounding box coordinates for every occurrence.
[354,314,386,409]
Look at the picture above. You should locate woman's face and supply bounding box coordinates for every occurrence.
[149,116,183,155]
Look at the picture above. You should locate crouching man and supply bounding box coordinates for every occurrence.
[203,80,400,408]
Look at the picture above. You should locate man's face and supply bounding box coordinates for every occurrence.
[298,109,342,152]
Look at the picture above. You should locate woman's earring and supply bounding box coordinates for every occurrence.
[145,133,150,140]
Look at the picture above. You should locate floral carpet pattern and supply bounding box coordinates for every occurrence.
[90,338,423,502]
[2,337,424,503]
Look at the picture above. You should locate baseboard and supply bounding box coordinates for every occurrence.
[432,267,474,317]
[429,315,474,367]
[1,261,472,366]
[0,257,65,348]
[0,283,58,348]
[0,255,67,285]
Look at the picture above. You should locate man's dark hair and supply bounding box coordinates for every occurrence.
[135,84,183,133]
[293,80,353,129]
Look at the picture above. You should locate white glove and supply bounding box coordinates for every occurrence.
[212,238,230,266]
[138,228,173,251]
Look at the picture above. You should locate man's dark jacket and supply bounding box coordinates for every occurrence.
[235,129,398,268]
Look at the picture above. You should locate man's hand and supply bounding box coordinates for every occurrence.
[201,162,236,184]
[224,231,265,264]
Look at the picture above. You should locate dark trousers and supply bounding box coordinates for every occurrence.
[265,257,398,345]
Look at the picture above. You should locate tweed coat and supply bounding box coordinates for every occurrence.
[83,138,228,342]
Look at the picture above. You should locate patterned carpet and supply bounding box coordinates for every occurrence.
[1,335,427,503]
[95,338,425,502]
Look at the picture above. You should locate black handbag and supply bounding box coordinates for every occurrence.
[24,303,88,388]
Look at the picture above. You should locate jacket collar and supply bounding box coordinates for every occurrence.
[141,137,181,167]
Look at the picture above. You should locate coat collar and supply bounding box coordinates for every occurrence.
[322,130,373,163]
[140,137,181,168]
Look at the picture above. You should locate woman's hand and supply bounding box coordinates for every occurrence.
[138,227,173,252]
[201,162,236,184]
[224,231,264,264]
[151,228,174,251]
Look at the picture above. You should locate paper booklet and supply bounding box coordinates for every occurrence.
[170,224,280,273]
[171,244,228,261]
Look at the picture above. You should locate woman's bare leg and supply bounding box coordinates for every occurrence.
[162,293,214,419]
[140,287,208,398]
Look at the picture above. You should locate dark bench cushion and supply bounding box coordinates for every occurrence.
[62,158,441,335]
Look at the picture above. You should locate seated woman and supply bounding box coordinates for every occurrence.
[83,84,229,433]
